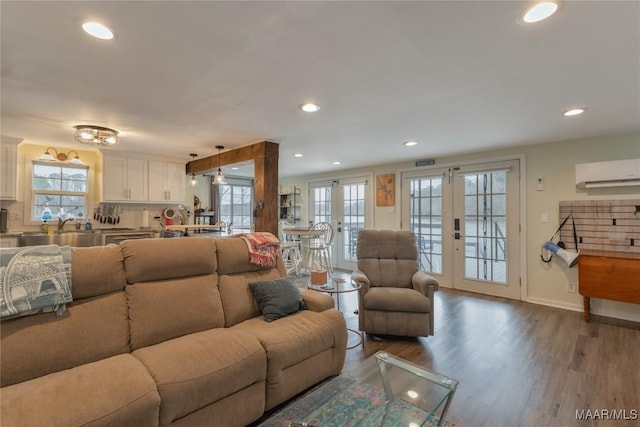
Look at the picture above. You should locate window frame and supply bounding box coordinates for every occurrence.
[217,178,254,230]
[24,156,95,226]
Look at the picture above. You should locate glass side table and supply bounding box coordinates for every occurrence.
[347,351,458,426]
[308,278,364,349]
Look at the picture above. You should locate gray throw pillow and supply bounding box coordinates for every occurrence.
[249,276,307,322]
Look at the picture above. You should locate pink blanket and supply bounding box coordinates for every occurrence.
[235,232,281,267]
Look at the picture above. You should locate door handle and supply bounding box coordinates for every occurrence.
[454,232,464,240]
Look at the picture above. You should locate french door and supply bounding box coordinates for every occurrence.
[402,160,521,299]
[309,176,372,271]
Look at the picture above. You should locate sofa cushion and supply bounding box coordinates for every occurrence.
[215,236,286,276]
[232,309,347,409]
[232,309,346,381]
[122,237,217,283]
[219,268,284,327]
[1,292,130,387]
[132,328,266,425]
[0,354,160,427]
[249,276,307,322]
[364,287,431,313]
[127,273,224,350]
[72,244,126,299]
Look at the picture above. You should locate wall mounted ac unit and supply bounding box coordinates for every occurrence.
[575,159,640,188]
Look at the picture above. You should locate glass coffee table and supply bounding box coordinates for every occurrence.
[259,351,458,427]
[348,351,458,426]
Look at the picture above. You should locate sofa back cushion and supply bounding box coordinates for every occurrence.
[72,244,127,299]
[122,237,217,283]
[1,245,129,387]
[122,238,225,350]
[1,293,131,387]
[356,229,418,288]
[215,236,286,276]
[214,237,287,326]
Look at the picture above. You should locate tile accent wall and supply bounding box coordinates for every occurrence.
[558,199,640,254]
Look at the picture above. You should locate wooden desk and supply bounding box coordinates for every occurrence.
[578,250,640,321]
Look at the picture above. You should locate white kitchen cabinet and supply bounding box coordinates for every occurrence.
[0,138,20,200]
[148,161,185,203]
[103,156,148,202]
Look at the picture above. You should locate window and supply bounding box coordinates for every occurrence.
[218,180,253,229]
[408,176,443,273]
[311,184,333,224]
[32,162,88,221]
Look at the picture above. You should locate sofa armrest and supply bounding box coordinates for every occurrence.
[301,289,335,312]
[351,270,370,293]
[412,270,439,296]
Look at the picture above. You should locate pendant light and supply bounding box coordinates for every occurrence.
[189,153,198,187]
[212,145,227,185]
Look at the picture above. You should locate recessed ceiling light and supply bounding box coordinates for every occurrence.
[333,161,341,165]
[294,153,303,158]
[522,2,559,24]
[300,103,320,113]
[231,167,239,170]
[82,22,114,40]
[563,108,587,116]
[404,141,418,147]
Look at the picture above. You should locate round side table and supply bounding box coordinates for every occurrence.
[308,278,364,349]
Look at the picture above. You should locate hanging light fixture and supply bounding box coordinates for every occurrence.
[39,147,84,165]
[212,145,227,185]
[189,153,198,187]
[74,125,119,146]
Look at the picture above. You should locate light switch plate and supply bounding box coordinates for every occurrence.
[541,213,549,223]
[536,177,544,191]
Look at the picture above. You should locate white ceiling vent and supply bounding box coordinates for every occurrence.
[575,159,640,188]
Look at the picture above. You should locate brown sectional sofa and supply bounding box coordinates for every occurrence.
[1,237,347,426]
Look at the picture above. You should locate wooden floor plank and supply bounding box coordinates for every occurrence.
[300,272,640,426]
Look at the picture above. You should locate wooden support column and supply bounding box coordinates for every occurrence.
[186,141,279,236]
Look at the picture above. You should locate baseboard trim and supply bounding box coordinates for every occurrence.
[526,297,640,323]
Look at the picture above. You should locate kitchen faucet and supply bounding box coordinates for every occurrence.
[57,206,79,233]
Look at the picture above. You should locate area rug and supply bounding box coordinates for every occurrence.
[258,375,455,427]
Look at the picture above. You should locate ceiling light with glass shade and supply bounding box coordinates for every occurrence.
[74,125,119,146]
[189,153,198,187]
[212,145,227,185]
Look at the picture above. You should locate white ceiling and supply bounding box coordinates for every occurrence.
[2,1,639,177]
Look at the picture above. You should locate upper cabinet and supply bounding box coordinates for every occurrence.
[148,160,185,203]
[103,155,185,203]
[0,137,21,200]
[103,155,148,202]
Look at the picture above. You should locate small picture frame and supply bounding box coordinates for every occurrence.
[376,174,395,206]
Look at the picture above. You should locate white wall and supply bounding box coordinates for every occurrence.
[280,132,640,321]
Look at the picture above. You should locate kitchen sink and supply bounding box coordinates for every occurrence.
[18,232,102,247]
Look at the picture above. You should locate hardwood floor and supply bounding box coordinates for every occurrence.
[303,271,640,427]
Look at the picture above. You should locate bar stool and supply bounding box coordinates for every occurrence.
[278,220,301,275]
[306,222,334,278]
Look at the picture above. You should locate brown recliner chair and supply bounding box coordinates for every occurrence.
[351,229,439,337]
